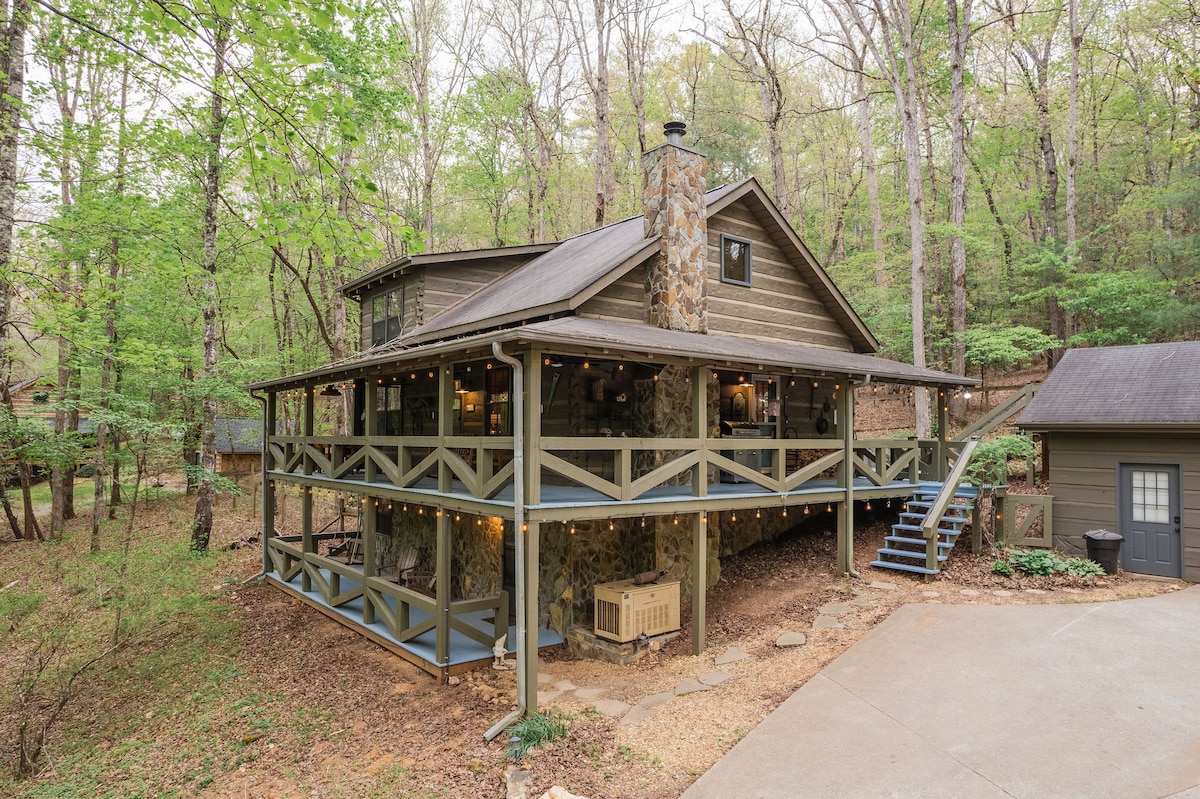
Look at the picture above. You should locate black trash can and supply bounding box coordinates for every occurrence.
[1084,529,1123,575]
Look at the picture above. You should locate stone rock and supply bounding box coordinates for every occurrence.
[698,671,732,686]
[675,679,711,696]
[992,590,1013,597]
[641,691,674,708]
[868,581,898,591]
[536,672,555,685]
[537,690,562,704]
[959,589,980,596]
[813,616,845,630]
[849,596,877,607]
[714,647,748,665]
[575,687,606,701]
[775,632,807,647]
[540,788,589,799]
[819,602,852,616]
[447,675,461,686]
[504,767,533,799]
[552,679,577,692]
[592,699,631,717]
[620,705,654,725]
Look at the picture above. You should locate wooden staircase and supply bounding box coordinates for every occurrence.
[871,483,978,577]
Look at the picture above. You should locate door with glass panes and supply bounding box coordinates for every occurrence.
[1118,463,1181,578]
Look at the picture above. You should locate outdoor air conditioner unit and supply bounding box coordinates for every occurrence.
[593,579,681,643]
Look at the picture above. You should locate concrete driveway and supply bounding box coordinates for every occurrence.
[683,586,1200,799]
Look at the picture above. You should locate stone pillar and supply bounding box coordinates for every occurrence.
[643,121,708,333]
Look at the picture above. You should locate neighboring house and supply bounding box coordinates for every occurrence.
[249,122,976,700]
[1018,342,1200,581]
[3,376,57,420]
[211,417,264,476]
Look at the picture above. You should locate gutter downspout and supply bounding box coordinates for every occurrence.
[484,341,526,741]
[843,375,870,579]
[246,389,269,584]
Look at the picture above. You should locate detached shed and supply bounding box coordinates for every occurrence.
[1018,342,1200,580]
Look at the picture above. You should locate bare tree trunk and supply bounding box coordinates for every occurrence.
[947,0,973,423]
[191,19,230,553]
[855,63,886,287]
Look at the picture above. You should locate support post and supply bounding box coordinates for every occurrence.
[525,349,542,506]
[837,381,855,576]
[438,364,453,493]
[262,391,277,574]
[435,508,451,668]
[301,387,315,592]
[971,498,982,554]
[936,389,948,481]
[363,500,376,625]
[523,520,540,713]
[364,380,378,485]
[690,365,707,498]
[692,512,707,655]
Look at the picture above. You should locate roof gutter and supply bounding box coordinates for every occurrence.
[484,341,527,740]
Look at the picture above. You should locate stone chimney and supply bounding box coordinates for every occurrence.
[643,121,708,333]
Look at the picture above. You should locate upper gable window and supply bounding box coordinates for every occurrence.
[721,234,752,286]
[371,287,404,346]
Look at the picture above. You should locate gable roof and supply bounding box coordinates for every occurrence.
[339,243,556,302]
[399,179,877,351]
[1018,342,1200,429]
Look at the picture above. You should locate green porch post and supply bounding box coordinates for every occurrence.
[364,379,378,485]
[837,381,855,576]
[524,520,540,714]
[690,365,707,655]
[435,364,453,669]
[301,386,315,592]
[362,500,376,625]
[262,391,276,574]
[936,388,948,481]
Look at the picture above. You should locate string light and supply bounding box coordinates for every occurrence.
[804,504,810,515]
[782,507,788,517]
[609,521,614,531]
[827,503,833,513]
[755,508,761,519]
[673,515,678,525]
[865,500,872,511]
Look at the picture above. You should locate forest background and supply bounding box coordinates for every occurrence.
[0,0,1196,548]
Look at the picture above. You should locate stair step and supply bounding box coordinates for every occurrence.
[870,560,940,576]
[891,523,961,536]
[898,513,968,526]
[886,535,956,549]
[906,501,971,513]
[876,547,949,562]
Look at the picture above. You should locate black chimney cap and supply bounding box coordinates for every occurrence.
[664,121,686,145]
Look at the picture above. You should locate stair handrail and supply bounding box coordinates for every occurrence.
[921,438,980,573]
[953,383,1039,442]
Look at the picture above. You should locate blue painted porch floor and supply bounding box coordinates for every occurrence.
[268,569,563,668]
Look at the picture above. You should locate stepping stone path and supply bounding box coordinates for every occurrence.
[813,616,845,630]
[819,602,853,616]
[960,589,980,596]
[715,647,748,665]
[552,679,577,692]
[775,632,807,647]
[850,596,878,607]
[641,691,675,708]
[868,581,898,591]
[698,671,732,686]
[619,705,654,726]
[675,679,711,696]
[537,672,555,685]
[574,687,606,701]
[992,590,1013,597]
[592,699,630,717]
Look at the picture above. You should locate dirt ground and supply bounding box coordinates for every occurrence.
[211,509,1180,799]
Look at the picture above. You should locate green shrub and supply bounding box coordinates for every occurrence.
[506,711,569,760]
[991,560,1014,577]
[1065,557,1106,577]
[967,434,1036,486]
[1008,548,1068,576]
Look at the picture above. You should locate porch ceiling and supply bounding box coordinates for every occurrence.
[249,316,976,392]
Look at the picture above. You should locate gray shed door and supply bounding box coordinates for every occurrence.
[1119,464,1181,578]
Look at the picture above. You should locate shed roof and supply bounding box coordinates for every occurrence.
[213,418,263,453]
[1018,342,1200,429]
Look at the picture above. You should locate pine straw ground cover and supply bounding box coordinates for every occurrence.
[0,497,1182,799]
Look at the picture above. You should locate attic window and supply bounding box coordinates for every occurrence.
[721,234,752,286]
[371,287,404,346]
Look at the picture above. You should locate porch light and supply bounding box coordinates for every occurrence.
[319,384,341,397]
[963,390,972,399]
[618,364,624,371]
[522,523,528,532]
[813,381,819,388]
[789,379,796,387]
[410,373,416,380]
[487,362,493,370]
[713,371,719,379]
[428,371,434,378]
[583,361,590,369]
[544,358,551,366]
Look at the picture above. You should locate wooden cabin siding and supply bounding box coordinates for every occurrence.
[1047,432,1200,581]
[576,266,646,323]
[422,263,525,321]
[706,202,854,350]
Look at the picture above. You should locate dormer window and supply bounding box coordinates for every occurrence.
[721,234,752,286]
[371,287,404,346]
